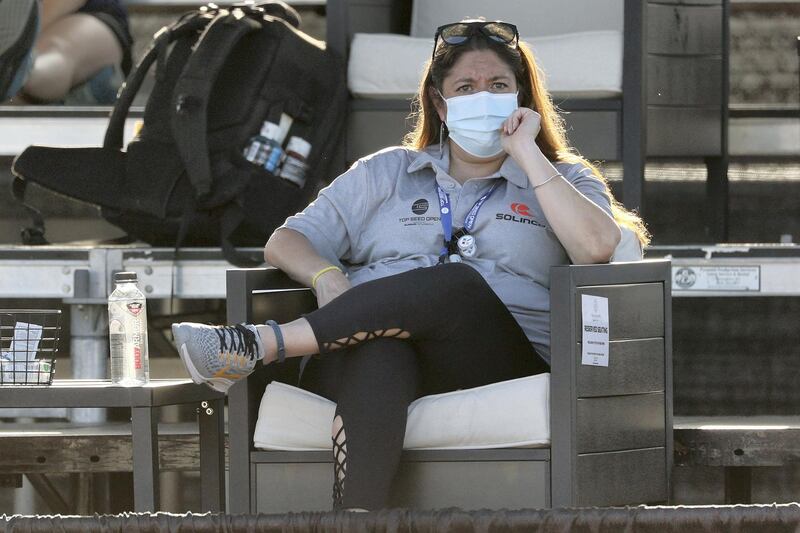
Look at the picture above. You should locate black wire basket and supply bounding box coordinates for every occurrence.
[0,309,60,386]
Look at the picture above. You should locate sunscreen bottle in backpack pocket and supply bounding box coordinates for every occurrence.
[244,121,278,166]
[265,113,294,173]
[279,136,311,187]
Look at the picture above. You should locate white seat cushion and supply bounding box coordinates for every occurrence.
[254,373,550,451]
[409,0,623,38]
[347,31,622,100]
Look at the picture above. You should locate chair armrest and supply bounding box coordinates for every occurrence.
[225,266,317,513]
[549,259,672,507]
[226,266,317,423]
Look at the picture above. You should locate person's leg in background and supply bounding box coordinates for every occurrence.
[22,8,122,102]
[299,338,420,510]
[38,0,87,28]
[1,0,131,104]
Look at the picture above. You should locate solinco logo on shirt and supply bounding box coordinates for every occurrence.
[399,198,439,226]
[511,203,531,217]
[496,203,545,228]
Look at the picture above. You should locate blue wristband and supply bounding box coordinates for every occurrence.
[265,320,286,363]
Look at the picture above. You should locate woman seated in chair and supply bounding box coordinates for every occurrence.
[173,19,648,511]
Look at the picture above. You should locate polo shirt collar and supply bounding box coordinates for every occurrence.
[407,144,530,189]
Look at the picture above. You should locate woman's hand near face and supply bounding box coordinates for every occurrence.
[501,107,542,164]
[498,107,621,264]
[314,270,352,308]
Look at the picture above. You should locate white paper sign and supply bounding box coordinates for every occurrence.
[581,295,609,367]
[5,322,43,362]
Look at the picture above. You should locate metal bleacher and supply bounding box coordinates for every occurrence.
[0,0,326,158]
[1,0,796,160]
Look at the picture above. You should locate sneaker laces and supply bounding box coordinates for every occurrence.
[215,324,258,362]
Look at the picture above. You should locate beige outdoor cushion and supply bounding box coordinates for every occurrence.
[254,373,550,451]
[348,31,623,99]
[409,0,623,38]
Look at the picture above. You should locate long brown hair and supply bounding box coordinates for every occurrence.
[403,30,650,247]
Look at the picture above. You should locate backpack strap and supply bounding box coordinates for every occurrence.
[219,202,264,267]
[170,11,262,200]
[104,10,214,150]
[11,176,49,245]
[255,1,300,29]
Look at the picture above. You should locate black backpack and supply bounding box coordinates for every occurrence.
[11,2,346,266]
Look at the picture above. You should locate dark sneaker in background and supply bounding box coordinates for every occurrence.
[0,0,39,101]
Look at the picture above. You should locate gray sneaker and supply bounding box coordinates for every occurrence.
[172,322,263,394]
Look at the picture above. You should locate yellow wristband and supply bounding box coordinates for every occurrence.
[311,265,342,290]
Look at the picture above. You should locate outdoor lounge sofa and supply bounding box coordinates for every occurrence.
[225,259,672,512]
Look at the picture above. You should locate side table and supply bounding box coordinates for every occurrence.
[0,379,225,512]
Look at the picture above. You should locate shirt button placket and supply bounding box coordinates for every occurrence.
[452,183,463,219]
[442,180,458,216]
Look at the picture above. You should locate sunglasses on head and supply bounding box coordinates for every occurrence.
[432,21,519,61]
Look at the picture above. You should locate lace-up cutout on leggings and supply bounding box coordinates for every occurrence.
[297,262,550,510]
[322,328,409,352]
[331,415,347,507]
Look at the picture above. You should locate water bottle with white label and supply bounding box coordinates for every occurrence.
[108,272,150,386]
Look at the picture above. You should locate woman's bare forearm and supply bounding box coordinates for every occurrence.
[517,149,620,264]
[264,228,339,287]
[502,108,621,264]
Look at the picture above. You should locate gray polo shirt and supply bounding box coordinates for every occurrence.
[281,145,613,362]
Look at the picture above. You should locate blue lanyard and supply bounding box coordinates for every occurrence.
[436,181,500,258]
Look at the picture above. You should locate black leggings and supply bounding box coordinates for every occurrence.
[297,262,549,509]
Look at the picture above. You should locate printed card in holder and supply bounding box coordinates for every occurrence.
[4,322,43,361]
[581,294,609,367]
[1,322,48,385]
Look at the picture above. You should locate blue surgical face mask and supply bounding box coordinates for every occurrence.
[442,91,519,158]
